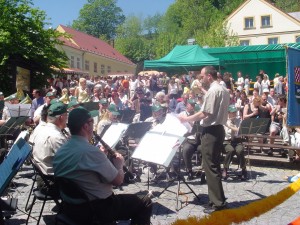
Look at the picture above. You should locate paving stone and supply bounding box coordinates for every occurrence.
[2,162,300,224]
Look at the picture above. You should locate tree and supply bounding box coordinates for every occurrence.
[0,0,68,94]
[114,15,148,71]
[274,0,300,12]
[72,0,125,40]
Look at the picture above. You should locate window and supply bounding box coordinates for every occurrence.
[244,17,254,29]
[70,56,74,68]
[85,60,89,71]
[240,40,250,46]
[268,37,278,44]
[296,36,300,43]
[94,62,97,72]
[107,66,111,74]
[76,57,80,69]
[101,65,105,74]
[261,15,271,27]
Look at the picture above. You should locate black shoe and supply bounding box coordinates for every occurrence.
[203,205,228,214]
[241,169,248,181]
[200,172,206,184]
[187,171,194,181]
[267,149,273,156]
[51,204,60,213]
[166,172,175,182]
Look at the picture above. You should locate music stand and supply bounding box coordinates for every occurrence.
[123,122,152,140]
[4,103,31,118]
[0,117,29,151]
[101,123,129,149]
[239,118,270,136]
[122,122,152,174]
[132,131,200,211]
[98,124,111,139]
[81,102,99,111]
[118,109,136,124]
[238,118,270,179]
[0,138,31,223]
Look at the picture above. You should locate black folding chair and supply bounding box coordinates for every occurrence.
[55,177,116,225]
[26,159,60,225]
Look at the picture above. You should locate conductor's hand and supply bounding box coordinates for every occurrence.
[112,152,125,170]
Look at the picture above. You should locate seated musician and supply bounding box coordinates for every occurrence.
[53,107,152,224]
[96,104,120,135]
[222,105,247,180]
[93,98,109,131]
[33,92,56,125]
[180,99,202,180]
[144,104,167,178]
[31,102,68,195]
[0,94,19,126]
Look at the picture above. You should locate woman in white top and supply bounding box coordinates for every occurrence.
[244,75,250,96]
[75,78,90,103]
[168,78,179,99]
[261,74,270,91]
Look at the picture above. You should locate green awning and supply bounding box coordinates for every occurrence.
[144,45,220,73]
[203,43,300,80]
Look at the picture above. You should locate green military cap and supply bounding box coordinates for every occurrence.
[99,98,108,104]
[50,98,60,105]
[48,102,67,116]
[187,99,196,105]
[194,104,201,112]
[46,92,56,97]
[151,104,163,112]
[108,104,120,116]
[68,107,92,131]
[228,104,237,113]
[89,110,99,118]
[67,99,80,109]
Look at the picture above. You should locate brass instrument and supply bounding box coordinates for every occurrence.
[20,94,32,104]
[59,93,70,104]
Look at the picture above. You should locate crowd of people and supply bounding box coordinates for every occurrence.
[1,66,300,219]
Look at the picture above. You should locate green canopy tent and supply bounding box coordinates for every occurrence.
[203,43,300,80]
[144,45,220,73]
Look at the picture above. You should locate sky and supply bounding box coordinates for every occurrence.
[32,0,175,29]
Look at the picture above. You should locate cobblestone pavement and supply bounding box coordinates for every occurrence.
[2,163,300,225]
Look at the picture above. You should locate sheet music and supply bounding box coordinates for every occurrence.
[5,103,31,117]
[151,113,188,136]
[101,123,129,149]
[132,131,183,167]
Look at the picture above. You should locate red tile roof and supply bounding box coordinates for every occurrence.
[57,25,135,66]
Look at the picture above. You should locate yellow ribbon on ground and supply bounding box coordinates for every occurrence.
[172,178,300,225]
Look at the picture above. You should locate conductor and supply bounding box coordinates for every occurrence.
[179,66,230,214]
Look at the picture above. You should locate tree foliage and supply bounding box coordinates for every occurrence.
[72,0,125,40]
[0,0,68,94]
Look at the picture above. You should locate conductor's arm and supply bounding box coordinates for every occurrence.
[178,111,208,123]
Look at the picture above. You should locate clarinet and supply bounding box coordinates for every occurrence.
[93,132,134,179]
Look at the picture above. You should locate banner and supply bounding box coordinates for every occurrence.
[287,48,300,126]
